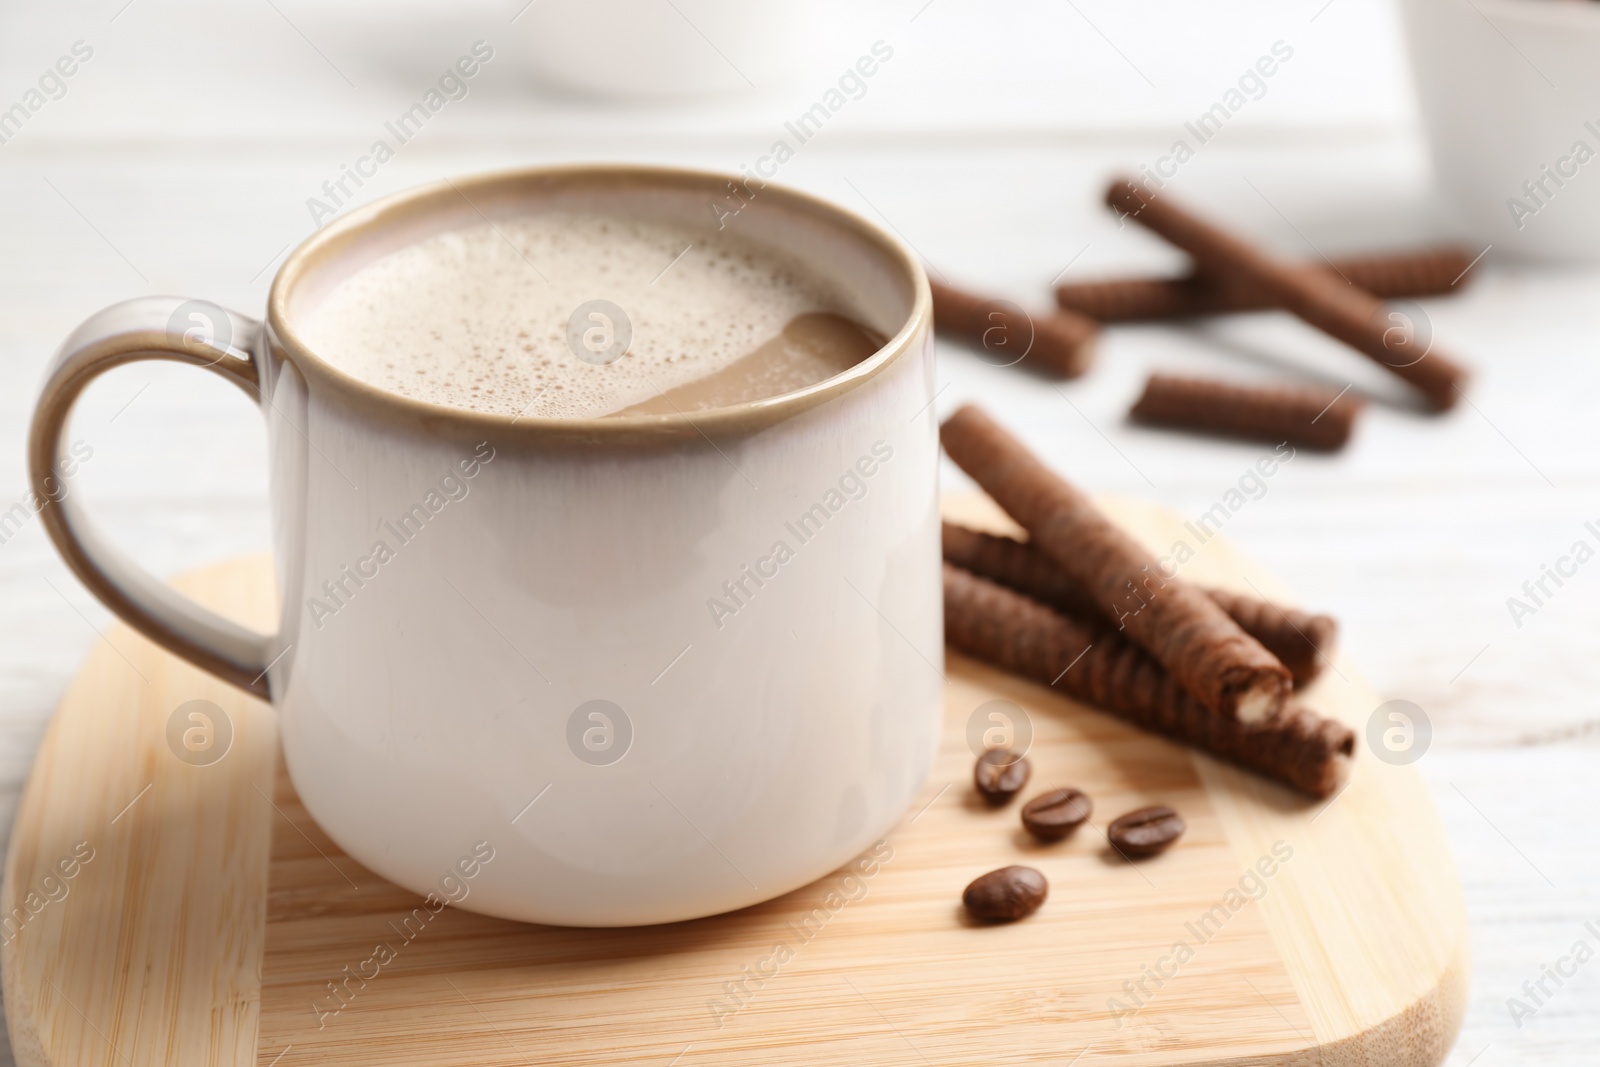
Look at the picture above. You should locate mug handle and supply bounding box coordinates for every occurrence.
[28,297,277,699]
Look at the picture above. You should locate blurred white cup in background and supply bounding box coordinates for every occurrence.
[1400,0,1600,263]
[513,0,832,99]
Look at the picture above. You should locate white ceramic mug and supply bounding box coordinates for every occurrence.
[28,165,943,926]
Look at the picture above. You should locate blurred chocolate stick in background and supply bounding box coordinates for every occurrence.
[930,277,1098,378]
[1128,373,1362,453]
[1055,247,1475,322]
[1104,178,1471,411]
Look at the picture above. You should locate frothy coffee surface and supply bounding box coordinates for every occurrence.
[302,210,879,419]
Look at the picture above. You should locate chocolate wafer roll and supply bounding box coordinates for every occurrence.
[943,563,1354,799]
[1056,274,1240,323]
[1203,587,1337,692]
[1129,373,1361,452]
[1104,179,1469,411]
[941,404,1291,722]
[1332,247,1477,299]
[941,521,1337,687]
[1054,247,1475,322]
[942,520,1100,620]
[930,277,1098,378]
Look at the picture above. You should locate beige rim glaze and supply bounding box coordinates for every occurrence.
[266,163,932,444]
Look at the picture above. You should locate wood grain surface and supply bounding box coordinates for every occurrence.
[0,497,1468,1066]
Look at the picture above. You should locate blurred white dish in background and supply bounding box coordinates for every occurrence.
[1400,0,1600,263]
[513,0,832,99]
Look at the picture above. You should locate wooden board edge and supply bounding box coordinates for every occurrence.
[1,558,279,1067]
[0,639,122,1067]
[1,899,47,1067]
[1318,939,1470,1067]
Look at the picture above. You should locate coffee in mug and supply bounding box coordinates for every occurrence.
[302,210,884,418]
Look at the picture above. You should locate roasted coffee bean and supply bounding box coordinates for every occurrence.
[974,747,1031,805]
[962,865,1048,922]
[1107,805,1185,857]
[1020,787,1092,841]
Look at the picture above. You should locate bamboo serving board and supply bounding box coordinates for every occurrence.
[1,495,1468,1067]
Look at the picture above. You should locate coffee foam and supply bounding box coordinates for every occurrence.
[300,210,864,419]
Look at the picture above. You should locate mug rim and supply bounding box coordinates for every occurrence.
[266,163,931,441]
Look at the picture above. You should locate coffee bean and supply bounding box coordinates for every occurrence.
[962,865,1048,922]
[974,747,1031,805]
[1107,805,1185,857]
[1020,787,1092,841]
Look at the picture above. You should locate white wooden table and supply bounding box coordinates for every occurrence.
[0,1,1594,1063]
